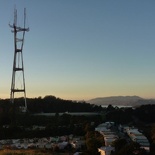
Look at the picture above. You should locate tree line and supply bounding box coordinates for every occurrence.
[0,95,103,113]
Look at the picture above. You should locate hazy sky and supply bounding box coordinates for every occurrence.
[0,0,155,100]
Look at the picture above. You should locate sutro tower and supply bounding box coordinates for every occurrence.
[9,8,29,112]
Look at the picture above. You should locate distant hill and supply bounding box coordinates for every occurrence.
[87,96,155,107]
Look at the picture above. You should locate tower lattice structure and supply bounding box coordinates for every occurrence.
[9,8,29,112]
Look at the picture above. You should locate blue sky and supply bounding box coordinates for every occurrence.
[0,0,155,100]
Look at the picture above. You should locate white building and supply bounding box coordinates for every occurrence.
[95,123,118,146]
[126,128,150,152]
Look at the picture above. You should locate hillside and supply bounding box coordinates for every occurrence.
[87,96,155,106]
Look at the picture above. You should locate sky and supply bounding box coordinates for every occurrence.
[0,0,155,100]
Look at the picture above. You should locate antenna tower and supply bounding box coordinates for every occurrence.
[9,8,29,112]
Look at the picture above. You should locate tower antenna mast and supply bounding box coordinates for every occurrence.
[9,8,29,112]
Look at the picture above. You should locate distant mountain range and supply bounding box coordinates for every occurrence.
[87,96,155,107]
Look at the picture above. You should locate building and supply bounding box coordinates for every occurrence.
[95,122,118,146]
[98,146,115,155]
[126,128,150,152]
